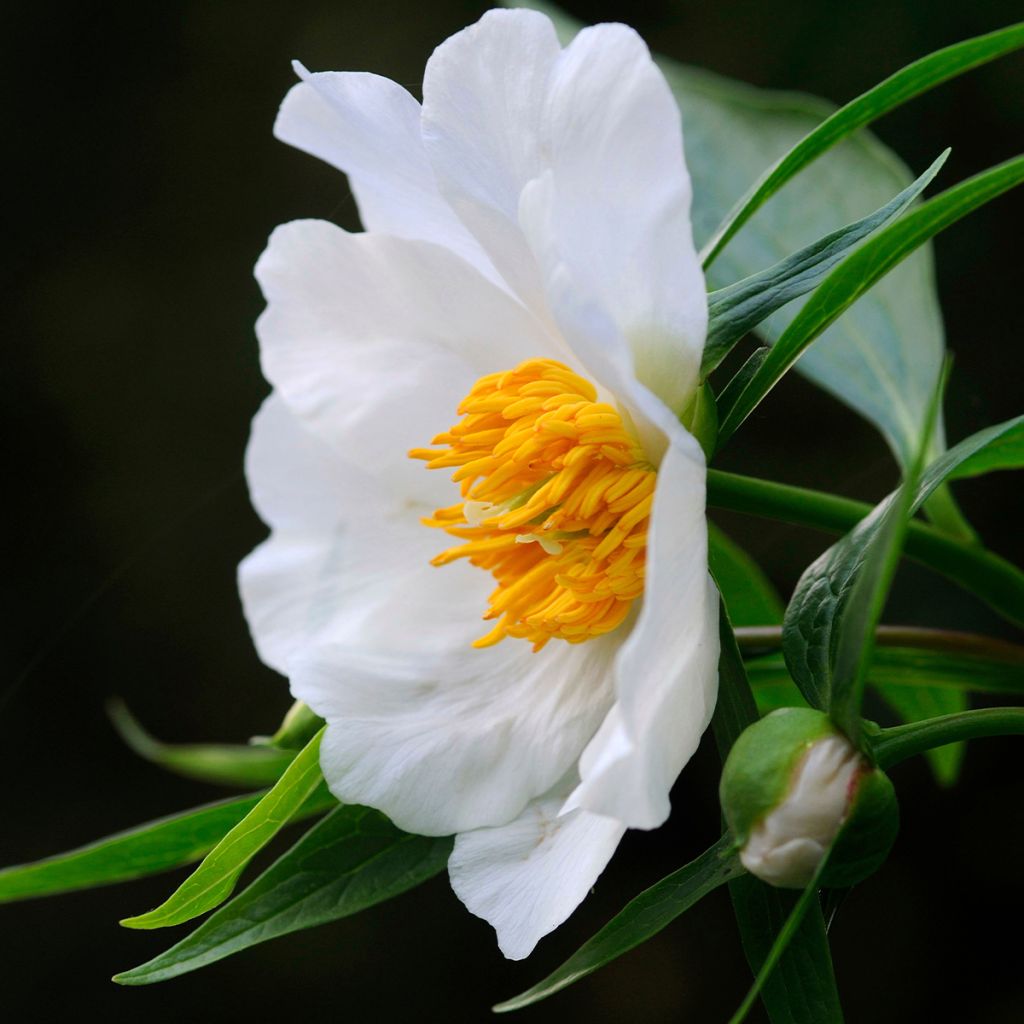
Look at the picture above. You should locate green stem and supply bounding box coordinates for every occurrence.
[734,625,1024,662]
[873,707,1024,768]
[707,469,1024,628]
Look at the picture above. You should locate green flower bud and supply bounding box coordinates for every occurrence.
[720,708,899,889]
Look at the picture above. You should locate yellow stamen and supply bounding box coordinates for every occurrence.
[410,358,655,649]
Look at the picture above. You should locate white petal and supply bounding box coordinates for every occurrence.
[421,8,560,317]
[254,219,557,505]
[289,631,620,837]
[532,23,707,414]
[568,437,720,829]
[274,67,498,284]
[423,11,706,411]
[449,778,626,960]
[239,395,480,675]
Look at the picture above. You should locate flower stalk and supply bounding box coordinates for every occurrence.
[707,469,1024,627]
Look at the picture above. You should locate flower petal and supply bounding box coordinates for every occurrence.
[568,437,720,830]
[423,10,705,412]
[239,396,486,674]
[449,778,626,960]
[289,631,620,837]
[274,66,498,284]
[532,23,706,414]
[254,218,558,505]
[421,8,560,317]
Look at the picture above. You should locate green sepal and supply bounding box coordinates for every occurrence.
[719,708,835,848]
[823,770,899,889]
[680,380,718,458]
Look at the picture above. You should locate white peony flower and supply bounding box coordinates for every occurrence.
[240,8,719,960]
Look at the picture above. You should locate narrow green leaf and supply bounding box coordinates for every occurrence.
[108,699,295,787]
[493,835,743,1012]
[701,22,1024,266]
[0,794,263,904]
[787,366,945,738]
[727,857,833,1024]
[267,700,325,751]
[709,523,785,627]
[718,158,1024,445]
[922,413,1024,488]
[702,151,948,377]
[113,805,451,985]
[711,606,844,1024]
[0,788,339,905]
[121,727,328,929]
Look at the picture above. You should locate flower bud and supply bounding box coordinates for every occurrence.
[720,708,898,889]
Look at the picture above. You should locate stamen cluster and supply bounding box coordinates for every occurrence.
[410,359,655,650]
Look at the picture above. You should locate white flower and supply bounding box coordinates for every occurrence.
[240,8,719,960]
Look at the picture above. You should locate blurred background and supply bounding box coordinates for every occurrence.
[4,1,1022,1020]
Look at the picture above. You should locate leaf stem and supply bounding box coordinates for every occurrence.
[873,707,1024,768]
[734,625,1024,662]
[707,469,1024,627]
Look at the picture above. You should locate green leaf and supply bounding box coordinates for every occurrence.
[922,413,1024,487]
[113,805,452,985]
[702,151,948,377]
[493,835,743,1013]
[0,794,263,904]
[785,365,945,739]
[874,682,966,786]
[717,158,1024,446]
[711,605,844,1024]
[108,699,295,787]
[709,523,785,627]
[0,788,339,905]
[784,410,1024,717]
[727,856,833,1024]
[121,727,329,929]
[700,22,1024,266]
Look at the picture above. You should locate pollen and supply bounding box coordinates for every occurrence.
[409,358,654,651]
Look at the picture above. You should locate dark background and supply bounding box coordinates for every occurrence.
[4,1,1022,1021]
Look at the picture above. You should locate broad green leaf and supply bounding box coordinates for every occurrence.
[493,835,743,1012]
[711,607,844,1024]
[515,3,1024,519]
[113,805,451,985]
[874,682,966,786]
[108,699,295,787]
[121,727,328,929]
[702,151,948,377]
[709,523,785,627]
[717,158,1024,445]
[0,788,339,904]
[700,22,1024,266]
[785,367,944,739]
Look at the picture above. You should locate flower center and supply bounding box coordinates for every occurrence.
[409,359,654,651]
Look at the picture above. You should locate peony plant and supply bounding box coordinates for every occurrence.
[3,5,1022,1021]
